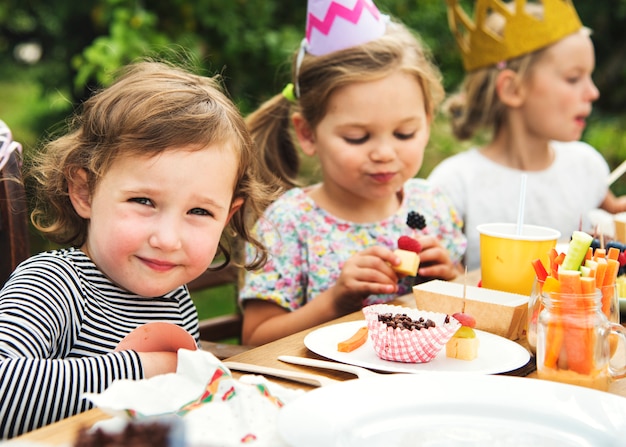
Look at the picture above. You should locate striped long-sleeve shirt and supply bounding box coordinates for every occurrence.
[0,248,200,439]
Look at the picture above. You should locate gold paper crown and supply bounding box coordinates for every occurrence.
[446,0,583,71]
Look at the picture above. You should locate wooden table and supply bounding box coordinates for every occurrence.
[11,278,626,445]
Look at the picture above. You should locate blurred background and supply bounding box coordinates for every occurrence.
[2,0,626,318]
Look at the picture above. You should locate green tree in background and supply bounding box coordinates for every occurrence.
[1,0,626,187]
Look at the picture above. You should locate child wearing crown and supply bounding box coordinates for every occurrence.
[239,0,466,345]
[429,0,626,270]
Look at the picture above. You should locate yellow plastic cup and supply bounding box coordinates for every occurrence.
[477,223,561,296]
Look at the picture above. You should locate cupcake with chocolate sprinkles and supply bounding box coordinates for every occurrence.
[363,304,460,363]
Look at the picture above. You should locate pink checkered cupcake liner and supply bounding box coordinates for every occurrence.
[363,304,461,363]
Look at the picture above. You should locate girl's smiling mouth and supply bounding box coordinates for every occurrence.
[139,257,178,272]
[370,172,396,183]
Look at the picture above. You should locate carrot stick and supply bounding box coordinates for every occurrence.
[555,252,566,266]
[558,269,582,294]
[603,258,620,287]
[595,258,608,288]
[550,252,566,279]
[532,258,549,281]
[598,257,619,321]
[608,246,620,261]
[549,248,558,267]
[544,320,564,369]
[580,276,596,294]
[594,248,607,259]
[337,326,368,352]
[543,292,563,370]
[601,284,615,320]
[561,295,594,375]
[549,248,559,278]
[557,271,593,374]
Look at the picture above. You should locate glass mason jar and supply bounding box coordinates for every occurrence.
[536,289,626,392]
[526,277,544,355]
[528,280,620,355]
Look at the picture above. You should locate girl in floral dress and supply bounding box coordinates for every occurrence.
[239,0,466,345]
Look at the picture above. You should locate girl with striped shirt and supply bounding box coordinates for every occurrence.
[0,60,272,439]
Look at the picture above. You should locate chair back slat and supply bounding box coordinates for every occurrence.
[188,262,249,359]
[0,149,30,285]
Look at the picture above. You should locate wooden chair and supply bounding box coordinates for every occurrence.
[0,142,30,286]
[188,261,252,359]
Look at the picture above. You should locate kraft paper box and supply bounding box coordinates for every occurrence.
[413,280,529,340]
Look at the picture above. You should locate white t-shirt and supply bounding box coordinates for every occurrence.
[428,141,609,270]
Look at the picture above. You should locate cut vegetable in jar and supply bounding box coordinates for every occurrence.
[561,231,593,271]
[533,229,623,372]
[532,258,549,281]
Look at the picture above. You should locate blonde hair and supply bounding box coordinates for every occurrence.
[246,20,444,190]
[28,60,274,269]
[446,2,546,140]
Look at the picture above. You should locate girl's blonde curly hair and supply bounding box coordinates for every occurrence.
[28,60,276,270]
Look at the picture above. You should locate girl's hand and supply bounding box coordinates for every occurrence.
[330,246,400,314]
[414,235,460,280]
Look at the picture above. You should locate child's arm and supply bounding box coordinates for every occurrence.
[600,190,626,214]
[0,254,184,438]
[242,246,400,345]
[0,352,143,439]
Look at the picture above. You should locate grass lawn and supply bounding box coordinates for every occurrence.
[191,283,238,320]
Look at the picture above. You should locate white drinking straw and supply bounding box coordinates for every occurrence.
[607,159,626,186]
[516,174,528,236]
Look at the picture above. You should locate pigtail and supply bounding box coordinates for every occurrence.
[445,67,505,141]
[444,92,475,141]
[245,93,301,192]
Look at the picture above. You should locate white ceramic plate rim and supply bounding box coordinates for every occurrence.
[278,373,626,447]
[304,320,530,375]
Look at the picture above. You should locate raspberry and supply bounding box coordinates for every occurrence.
[397,235,422,253]
[619,250,626,267]
[452,312,476,328]
[406,211,426,230]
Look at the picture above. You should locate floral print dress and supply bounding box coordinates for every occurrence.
[239,178,466,311]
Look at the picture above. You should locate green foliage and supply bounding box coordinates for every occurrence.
[72,3,174,90]
[4,1,625,117]
[584,114,626,196]
[60,0,307,113]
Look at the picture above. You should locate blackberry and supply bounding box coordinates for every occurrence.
[406,211,426,230]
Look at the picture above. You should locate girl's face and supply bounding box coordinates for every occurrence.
[71,146,242,297]
[296,71,430,208]
[519,30,599,142]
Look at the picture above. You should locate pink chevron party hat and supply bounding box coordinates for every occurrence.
[304,0,387,56]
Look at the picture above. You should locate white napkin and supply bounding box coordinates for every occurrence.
[84,349,305,446]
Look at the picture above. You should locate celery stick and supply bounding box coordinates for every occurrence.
[561,231,593,271]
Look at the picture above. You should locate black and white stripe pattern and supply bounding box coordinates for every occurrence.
[0,248,200,439]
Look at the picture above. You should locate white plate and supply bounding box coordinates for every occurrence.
[304,320,530,375]
[278,373,626,447]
